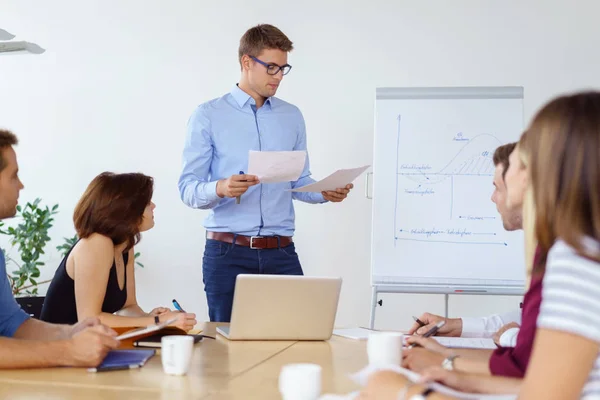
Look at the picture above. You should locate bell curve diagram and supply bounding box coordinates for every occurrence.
[393,115,507,247]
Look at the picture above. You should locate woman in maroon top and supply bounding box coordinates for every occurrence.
[357,266,542,398]
[488,256,542,377]
[399,254,542,390]
[400,262,542,380]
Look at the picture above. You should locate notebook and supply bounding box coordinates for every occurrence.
[115,318,179,341]
[134,333,204,348]
[87,349,156,372]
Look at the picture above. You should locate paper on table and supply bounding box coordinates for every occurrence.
[290,165,370,192]
[247,150,306,184]
[334,328,410,340]
[333,328,375,340]
[432,336,497,349]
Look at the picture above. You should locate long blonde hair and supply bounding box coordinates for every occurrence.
[521,91,600,270]
[514,133,538,288]
[522,187,537,287]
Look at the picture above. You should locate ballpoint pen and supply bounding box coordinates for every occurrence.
[407,320,445,349]
[236,170,244,204]
[412,316,426,331]
[172,298,187,313]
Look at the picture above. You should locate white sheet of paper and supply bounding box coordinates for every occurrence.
[247,150,306,184]
[333,327,408,340]
[432,336,497,349]
[332,328,375,340]
[290,165,370,192]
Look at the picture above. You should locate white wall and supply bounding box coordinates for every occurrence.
[1,0,599,329]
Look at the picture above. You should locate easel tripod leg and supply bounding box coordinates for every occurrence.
[369,286,378,329]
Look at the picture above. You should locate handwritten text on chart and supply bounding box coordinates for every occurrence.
[400,164,432,171]
[452,132,470,142]
[458,215,496,221]
[398,228,497,238]
[404,187,434,196]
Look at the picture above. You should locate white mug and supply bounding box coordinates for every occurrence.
[161,335,194,376]
[367,331,403,367]
[279,363,322,400]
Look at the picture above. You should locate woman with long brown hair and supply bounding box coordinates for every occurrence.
[40,172,196,331]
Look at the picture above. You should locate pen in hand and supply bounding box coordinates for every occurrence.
[407,320,445,349]
[412,316,426,334]
[236,170,244,204]
[172,299,187,313]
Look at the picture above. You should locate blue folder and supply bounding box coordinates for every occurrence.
[87,349,156,372]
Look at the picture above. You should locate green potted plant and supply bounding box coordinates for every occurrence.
[55,233,78,258]
[0,198,58,317]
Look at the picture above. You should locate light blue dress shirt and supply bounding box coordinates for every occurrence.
[0,250,29,337]
[178,85,325,237]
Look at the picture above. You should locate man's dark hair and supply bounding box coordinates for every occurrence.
[238,24,293,66]
[493,142,518,180]
[0,129,18,172]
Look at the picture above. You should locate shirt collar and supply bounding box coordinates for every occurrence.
[231,84,272,109]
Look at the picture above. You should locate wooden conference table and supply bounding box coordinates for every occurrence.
[0,323,368,399]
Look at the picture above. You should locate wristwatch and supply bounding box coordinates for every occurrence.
[442,354,460,371]
[154,315,160,324]
[409,388,435,400]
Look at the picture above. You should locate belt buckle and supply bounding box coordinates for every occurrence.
[249,236,263,249]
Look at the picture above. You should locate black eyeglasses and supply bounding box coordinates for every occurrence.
[250,56,292,76]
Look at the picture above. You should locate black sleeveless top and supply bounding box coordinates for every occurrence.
[40,243,129,324]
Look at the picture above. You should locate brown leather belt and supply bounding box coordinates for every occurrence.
[206,231,292,249]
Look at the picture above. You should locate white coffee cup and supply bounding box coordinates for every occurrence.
[161,335,194,376]
[278,363,322,400]
[367,331,403,367]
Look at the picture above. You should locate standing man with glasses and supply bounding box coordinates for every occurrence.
[178,24,353,322]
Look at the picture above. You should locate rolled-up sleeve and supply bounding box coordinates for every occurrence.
[461,309,521,338]
[178,105,222,210]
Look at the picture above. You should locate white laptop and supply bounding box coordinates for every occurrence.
[216,274,342,341]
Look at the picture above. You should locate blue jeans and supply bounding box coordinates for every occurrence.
[202,238,303,322]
